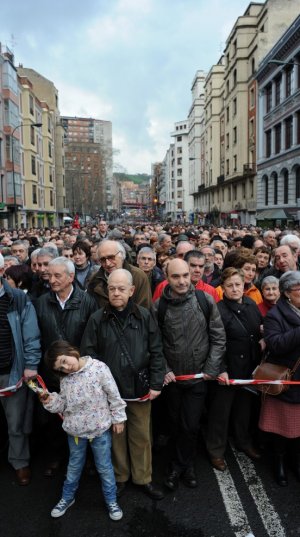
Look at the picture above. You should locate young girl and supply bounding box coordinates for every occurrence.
[40,340,127,521]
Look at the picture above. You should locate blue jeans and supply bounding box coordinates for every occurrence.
[62,430,116,505]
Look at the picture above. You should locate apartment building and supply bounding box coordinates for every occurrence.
[18,67,66,226]
[194,0,299,226]
[62,116,113,218]
[256,14,300,226]
[188,70,206,208]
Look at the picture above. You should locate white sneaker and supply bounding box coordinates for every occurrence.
[107,501,123,521]
[51,498,75,518]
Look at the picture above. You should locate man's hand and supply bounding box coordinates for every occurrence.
[163,371,176,385]
[112,423,124,434]
[23,369,37,379]
[217,372,230,386]
[203,373,215,381]
[149,389,161,400]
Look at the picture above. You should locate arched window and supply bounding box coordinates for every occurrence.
[272,172,278,205]
[296,167,300,201]
[283,169,289,204]
[263,175,269,206]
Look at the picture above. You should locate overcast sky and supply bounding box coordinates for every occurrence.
[1,0,251,174]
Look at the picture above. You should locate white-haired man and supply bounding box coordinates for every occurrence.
[88,240,152,309]
[34,256,98,476]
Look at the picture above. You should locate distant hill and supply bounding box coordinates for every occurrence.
[114,173,150,185]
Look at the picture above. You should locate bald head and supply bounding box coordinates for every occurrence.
[167,258,191,297]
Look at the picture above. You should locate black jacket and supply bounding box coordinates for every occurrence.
[264,297,300,403]
[34,285,98,352]
[80,301,165,399]
[217,296,262,379]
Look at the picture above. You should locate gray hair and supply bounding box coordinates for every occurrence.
[11,240,29,251]
[0,253,4,268]
[158,233,170,245]
[280,234,300,249]
[97,239,126,261]
[261,276,279,289]
[107,268,133,286]
[137,247,156,259]
[279,271,300,294]
[3,256,20,265]
[263,230,275,239]
[48,256,75,275]
[37,247,57,260]
[30,248,41,259]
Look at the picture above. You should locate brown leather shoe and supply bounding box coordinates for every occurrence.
[15,466,31,486]
[210,457,226,471]
[241,446,261,460]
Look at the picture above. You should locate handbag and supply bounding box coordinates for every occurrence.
[110,318,150,397]
[252,355,300,396]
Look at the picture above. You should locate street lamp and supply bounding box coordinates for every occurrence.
[11,122,42,227]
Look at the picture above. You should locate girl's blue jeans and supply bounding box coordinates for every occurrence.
[62,429,117,505]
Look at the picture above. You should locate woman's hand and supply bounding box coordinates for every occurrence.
[113,423,124,434]
[259,338,266,352]
[38,391,50,403]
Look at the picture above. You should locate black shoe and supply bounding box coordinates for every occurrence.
[182,467,198,488]
[164,469,180,491]
[275,455,288,487]
[116,481,127,498]
[142,482,164,500]
[44,461,60,478]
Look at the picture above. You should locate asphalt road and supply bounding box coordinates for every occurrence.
[1,432,300,537]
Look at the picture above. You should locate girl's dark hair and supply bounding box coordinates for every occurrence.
[5,264,33,291]
[44,340,80,377]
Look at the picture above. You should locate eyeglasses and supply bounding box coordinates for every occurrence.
[99,251,121,265]
[290,287,300,293]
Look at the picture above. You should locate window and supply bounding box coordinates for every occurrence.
[222,188,225,202]
[226,159,229,175]
[177,157,182,165]
[233,69,237,87]
[226,106,229,122]
[50,190,53,206]
[233,39,237,57]
[250,88,255,109]
[242,183,246,199]
[48,142,52,158]
[265,176,269,205]
[177,179,182,187]
[177,191,182,198]
[286,67,292,98]
[233,127,237,144]
[177,201,182,209]
[31,156,36,175]
[275,76,281,106]
[233,185,237,200]
[177,136,182,142]
[285,116,293,149]
[228,186,231,201]
[296,167,300,201]
[233,155,237,171]
[266,84,272,113]
[275,124,281,153]
[177,147,182,154]
[233,98,237,115]
[251,57,255,75]
[226,133,229,149]
[32,184,37,204]
[283,170,289,204]
[266,129,272,157]
[177,168,182,177]
[29,95,34,115]
[250,180,254,198]
[273,173,278,205]
[30,126,35,145]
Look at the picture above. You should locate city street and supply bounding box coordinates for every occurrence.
[1,434,300,537]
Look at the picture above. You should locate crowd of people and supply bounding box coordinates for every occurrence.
[1,219,300,520]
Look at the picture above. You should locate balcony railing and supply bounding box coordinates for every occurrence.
[243,163,256,175]
[217,174,225,185]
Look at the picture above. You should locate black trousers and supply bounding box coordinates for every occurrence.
[206,384,255,458]
[165,381,207,471]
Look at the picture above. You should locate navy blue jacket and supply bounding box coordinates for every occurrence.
[264,296,300,403]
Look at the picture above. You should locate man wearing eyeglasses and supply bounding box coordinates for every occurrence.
[199,246,221,288]
[87,240,152,309]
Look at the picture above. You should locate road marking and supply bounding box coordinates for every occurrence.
[232,447,286,537]
[213,466,254,537]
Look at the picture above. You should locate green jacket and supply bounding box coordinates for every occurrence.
[87,260,152,310]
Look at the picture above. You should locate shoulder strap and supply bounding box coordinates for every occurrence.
[291,357,300,375]
[157,289,210,326]
[195,290,210,323]
[110,316,138,375]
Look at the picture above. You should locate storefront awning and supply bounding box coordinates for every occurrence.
[256,209,293,220]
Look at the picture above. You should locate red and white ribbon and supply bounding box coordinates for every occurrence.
[123,393,151,402]
[0,378,23,397]
[222,378,300,386]
[175,373,204,381]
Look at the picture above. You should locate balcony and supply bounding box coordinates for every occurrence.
[243,163,256,175]
[217,174,225,185]
[198,184,205,193]
[246,200,257,211]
